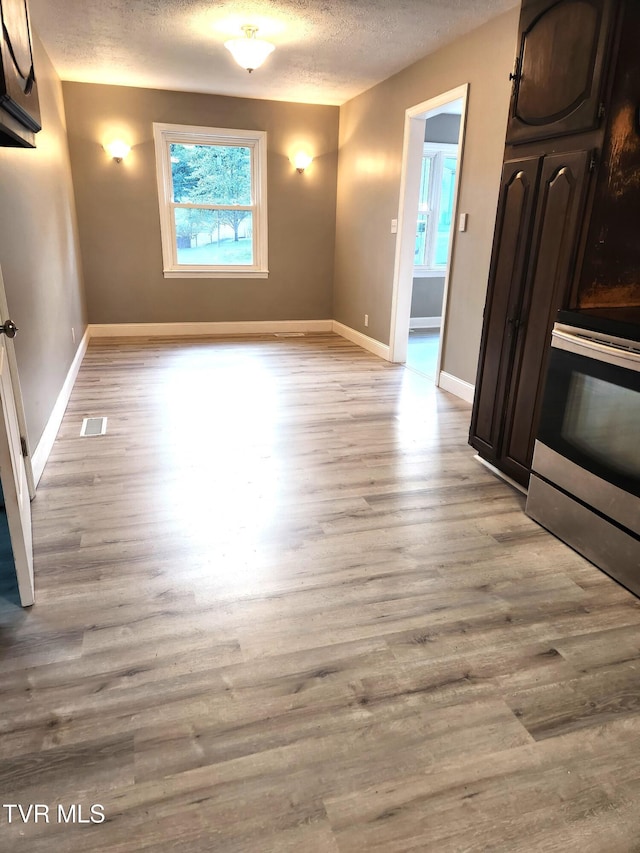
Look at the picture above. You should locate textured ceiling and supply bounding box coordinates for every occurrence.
[29,0,518,106]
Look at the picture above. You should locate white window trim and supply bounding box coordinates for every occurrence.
[414,269,448,279]
[153,122,268,279]
[414,141,458,276]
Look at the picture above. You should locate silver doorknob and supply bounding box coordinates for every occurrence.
[0,320,18,338]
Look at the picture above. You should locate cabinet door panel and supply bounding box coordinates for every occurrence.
[0,0,41,147]
[470,157,541,457]
[501,150,591,482]
[577,1,640,308]
[507,0,615,145]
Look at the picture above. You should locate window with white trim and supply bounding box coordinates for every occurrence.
[414,142,458,275]
[153,123,268,278]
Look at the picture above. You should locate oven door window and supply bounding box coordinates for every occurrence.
[538,349,640,497]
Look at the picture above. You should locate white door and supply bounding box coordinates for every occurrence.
[0,269,34,498]
[0,324,34,606]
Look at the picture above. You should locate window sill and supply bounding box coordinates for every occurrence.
[163,269,269,279]
[413,268,447,279]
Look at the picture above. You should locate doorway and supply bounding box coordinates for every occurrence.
[389,85,469,383]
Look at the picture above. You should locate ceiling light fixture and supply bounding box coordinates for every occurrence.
[225,25,275,73]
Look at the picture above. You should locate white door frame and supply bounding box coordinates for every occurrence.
[388,84,469,378]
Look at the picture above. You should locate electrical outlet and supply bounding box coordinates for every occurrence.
[71,327,76,344]
[364,314,369,327]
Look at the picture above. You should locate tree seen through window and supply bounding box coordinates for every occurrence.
[170,143,253,265]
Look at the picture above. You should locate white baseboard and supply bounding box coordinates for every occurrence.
[32,328,90,486]
[437,370,475,404]
[331,321,391,361]
[409,316,441,330]
[88,320,392,366]
[88,319,333,338]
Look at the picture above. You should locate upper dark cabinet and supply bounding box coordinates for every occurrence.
[0,0,41,147]
[506,0,616,145]
[576,0,640,308]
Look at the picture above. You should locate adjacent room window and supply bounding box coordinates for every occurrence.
[414,142,458,275]
[153,123,268,278]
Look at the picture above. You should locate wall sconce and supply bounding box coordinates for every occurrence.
[225,25,275,73]
[293,152,313,173]
[104,140,131,163]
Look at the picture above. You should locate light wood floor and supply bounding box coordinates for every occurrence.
[406,329,440,379]
[2,333,640,852]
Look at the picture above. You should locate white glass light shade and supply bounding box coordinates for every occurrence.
[293,152,313,172]
[105,140,131,162]
[225,26,274,72]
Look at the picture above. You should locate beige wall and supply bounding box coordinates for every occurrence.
[0,34,86,449]
[334,9,519,384]
[62,83,339,324]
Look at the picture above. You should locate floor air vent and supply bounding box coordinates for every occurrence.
[80,417,107,437]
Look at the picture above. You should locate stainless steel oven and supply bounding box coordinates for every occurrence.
[526,311,640,594]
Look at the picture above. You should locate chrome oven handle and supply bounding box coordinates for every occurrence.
[552,328,640,372]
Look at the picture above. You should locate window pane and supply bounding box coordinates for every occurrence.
[170,143,252,205]
[175,209,253,265]
[418,155,432,208]
[414,212,429,265]
[434,156,457,266]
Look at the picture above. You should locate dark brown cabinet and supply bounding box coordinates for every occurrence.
[0,0,41,147]
[507,0,616,145]
[470,0,624,488]
[471,156,540,460]
[471,150,591,484]
[498,150,591,482]
[576,0,640,309]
